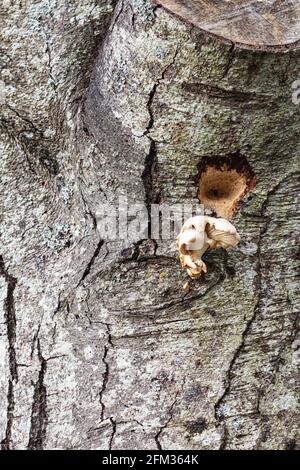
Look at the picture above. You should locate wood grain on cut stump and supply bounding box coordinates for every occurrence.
[153,0,300,50]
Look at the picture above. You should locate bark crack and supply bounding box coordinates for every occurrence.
[142,49,178,234]
[6,104,41,133]
[27,340,48,450]
[77,239,105,287]
[0,256,18,450]
[154,391,179,450]
[45,42,58,91]
[110,0,125,32]
[109,417,117,450]
[99,324,114,421]
[0,380,14,450]
[30,315,44,359]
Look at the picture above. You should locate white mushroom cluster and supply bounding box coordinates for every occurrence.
[176,216,240,279]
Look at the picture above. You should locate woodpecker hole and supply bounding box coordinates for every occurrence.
[197,153,256,219]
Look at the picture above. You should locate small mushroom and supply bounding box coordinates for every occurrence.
[176,216,240,279]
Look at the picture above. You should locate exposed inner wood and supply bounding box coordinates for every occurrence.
[197,153,256,219]
[153,0,300,49]
[199,167,247,218]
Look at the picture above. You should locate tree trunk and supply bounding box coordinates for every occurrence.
[1,0,299,450]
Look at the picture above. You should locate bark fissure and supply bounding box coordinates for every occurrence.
[154,392,179,450]
[106,418,146,449]
[109,417,117,450]
[110,0,125,32]
[0,380,14,450]
[52,295,70,319]
[30,317,44,359]
[99,324,113,421]
[142,49,178,230]
[27,340,48,450]
[6,104,41,133]
[45,42,58,91]
[0,256,18,382]
[0,256,18,450]
[77,239,105,287]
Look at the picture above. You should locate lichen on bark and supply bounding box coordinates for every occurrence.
[0,0,299,450]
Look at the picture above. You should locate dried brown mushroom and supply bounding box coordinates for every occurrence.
[176,216,240,279]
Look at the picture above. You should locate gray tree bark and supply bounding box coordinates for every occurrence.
[0,0,299,450]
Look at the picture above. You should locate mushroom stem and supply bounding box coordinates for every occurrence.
[176,216,240,279]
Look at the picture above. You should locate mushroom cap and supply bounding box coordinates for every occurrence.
[177,228,207,254]
[180,215,240,248]
[181,215,208,234]
[205,217,241,248]
[176,215,240,279]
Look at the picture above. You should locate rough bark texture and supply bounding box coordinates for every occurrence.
[0,0,299,450]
